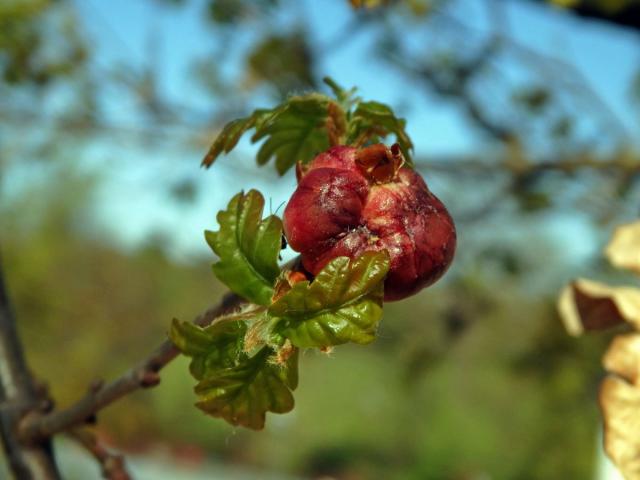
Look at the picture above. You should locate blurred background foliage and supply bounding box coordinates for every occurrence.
[1,0,639,478]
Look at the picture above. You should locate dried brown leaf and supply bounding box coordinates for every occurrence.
[600,375,640,479]
[606,222,640,275]
[604,334,640,385]
[558,279,640,335]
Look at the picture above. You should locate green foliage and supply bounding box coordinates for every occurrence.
[202,77,413,174]
[202,96,332,174]
[323,76,359,111]
[170,317,247,379]
[349,0,393,8]
[194,69,411,427]
[194,347,298,430]
[207,0,245,23]
[1,0,631,475]
[345,101,414,166]
[253,95,334,174]
[171,318,298,430]
[203,95,334,174]
[270,252,390,348]
[246,30,316,98]
[205,190,282,306]
[173,238,389,427]
[201,110,273,167]
[0,0,87,85]
[176,176,394,429]
[206,0,279,25]
[2,171,607,477]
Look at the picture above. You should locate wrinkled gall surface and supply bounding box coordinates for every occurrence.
[283,144,457,301]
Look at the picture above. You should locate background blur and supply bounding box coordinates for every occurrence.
[1,0,639,478]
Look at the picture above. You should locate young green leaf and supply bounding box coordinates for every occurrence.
[322,76,359,111]
[346,101,414,166]
[201,109,272,168]
[201,80,413,174]
[269,251,390,348]
[205,190,282,306]
[170,313,298,430]
[252,95,334,174]
[202,94,342,175]
[194,346,299,430]
[170,316,247,380]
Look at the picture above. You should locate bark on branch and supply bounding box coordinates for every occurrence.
[18,292,243,445]
[67,428,131,480]
[0,255,61,479]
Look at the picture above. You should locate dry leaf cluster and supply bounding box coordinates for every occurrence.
[558,222,640,479]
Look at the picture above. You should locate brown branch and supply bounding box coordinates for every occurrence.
[67,428,131,480]
[18,292,243,445]
[387,38,514,142]
[437,4,631,140]
[413,152,640,176]
[0,254,62,479]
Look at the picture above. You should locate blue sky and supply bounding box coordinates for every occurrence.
[69,0,638,266]
[74,0,639,149]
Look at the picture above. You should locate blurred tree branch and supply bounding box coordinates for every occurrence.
[387,3,631,144]
[18,292,243,445]
[67,429,131,480]
[529,0,640,31]
[389,38,513,141]
[416,151,640,176]
[1,1,639,475]
[0,256,61,479]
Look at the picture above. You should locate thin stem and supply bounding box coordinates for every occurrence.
[326,102,347,147]
[67,428,130,480]
[18,292,243,444]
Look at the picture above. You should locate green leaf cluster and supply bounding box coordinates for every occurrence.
[205,189,282,306]
[170,316,298,430]
[170,314,247,379]
[253,95,333,175]
[202,77,414,174]
[173,189,392,428]
[184,72,406,428]
[346,101,414,167]
[270,251,390,348]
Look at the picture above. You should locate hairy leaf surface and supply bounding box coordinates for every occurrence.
[202,110,272,168]
[194,346,298,430]
[252,95,333,174]
[202,94,339,174]
[205,190,282,306]
[270,251,390,348]
[346,101,414,165]
[201,79,412,174]
[169,317,247,380]
[170,317,298,430]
